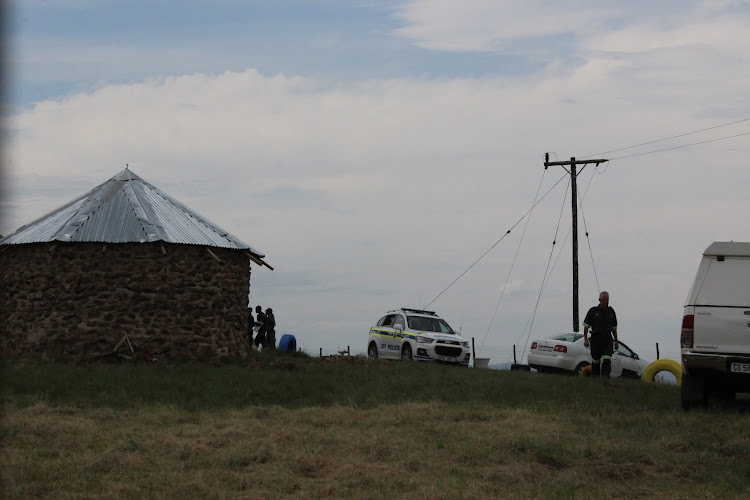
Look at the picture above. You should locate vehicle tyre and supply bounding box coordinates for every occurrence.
[714,388,736,402]
[368,342,378,360]
[278,334,297,353]
[575,362,590,376]
[641,359,682,386]
[401,343,413,361]
[681,372,708,410]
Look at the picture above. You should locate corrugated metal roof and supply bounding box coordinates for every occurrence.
[0,168,267,259]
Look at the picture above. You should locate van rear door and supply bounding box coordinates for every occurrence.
[691,256,750,354]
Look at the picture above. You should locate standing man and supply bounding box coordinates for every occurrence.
[254,305,267,349]
[583,291,618,378]
[264,308,276,350]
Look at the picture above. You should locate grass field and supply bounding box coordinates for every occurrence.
[3,353,750,499]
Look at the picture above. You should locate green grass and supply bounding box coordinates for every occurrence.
[2,353,681,411]
[3,354,750,499]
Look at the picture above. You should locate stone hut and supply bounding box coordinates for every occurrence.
[0,168,272,360]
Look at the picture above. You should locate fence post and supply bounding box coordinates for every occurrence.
[320,347,322,358]
[656,343,660,360]
[471,337,476,360]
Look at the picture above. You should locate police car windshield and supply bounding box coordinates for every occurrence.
[407,316,455,334]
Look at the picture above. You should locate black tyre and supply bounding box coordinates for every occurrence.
[717,390,736,401]
[401,343,413,361]
[368,342,378,360]
[681,373,708,410]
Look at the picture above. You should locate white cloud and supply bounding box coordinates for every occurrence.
[393,0,615,53]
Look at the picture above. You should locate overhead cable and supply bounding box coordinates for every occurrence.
[423,172,569,309]
[583,117,750,158]
[478,168,547,354]
[608,132,750,161]
[577,189,600,293]
[519,178,571,361]
[508,172,588,355]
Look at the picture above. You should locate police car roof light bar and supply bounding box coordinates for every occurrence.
[401,308,437,316]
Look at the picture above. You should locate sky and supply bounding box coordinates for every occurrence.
[2,0,749,363]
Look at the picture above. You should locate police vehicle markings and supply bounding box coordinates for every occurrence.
[368,310,471,365]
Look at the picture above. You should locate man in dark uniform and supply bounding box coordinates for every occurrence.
[254,305,267,349]
[264,307,276,350]
[583,291,618,378]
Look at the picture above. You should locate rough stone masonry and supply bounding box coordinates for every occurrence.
[0,242,252,360]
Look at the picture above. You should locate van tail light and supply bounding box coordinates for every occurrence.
[531,342,538,349]
[681,314,694,348]
[553,345,567,353]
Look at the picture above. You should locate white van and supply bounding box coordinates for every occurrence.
[680,241,750,408]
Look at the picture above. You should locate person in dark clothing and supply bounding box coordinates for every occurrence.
[264,308,276,349]
[254,305,267,348]
[583,291,618,378]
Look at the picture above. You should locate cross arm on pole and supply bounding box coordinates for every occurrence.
[544,158,609,168]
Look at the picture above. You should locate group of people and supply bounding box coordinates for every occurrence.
[248,305,276,350]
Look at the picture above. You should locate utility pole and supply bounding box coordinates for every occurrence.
[543,154,608,332]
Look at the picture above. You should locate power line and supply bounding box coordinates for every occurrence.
[423,172,569,309]
[503,167,600,353]
[578,189,600,294]
[525,166,601,348]
[519,178,570,361]
[478,168,547,354]
[608,132,750,161]
[543,166,599,294]
[583,117,750,158]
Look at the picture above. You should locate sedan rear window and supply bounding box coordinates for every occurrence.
[551,333,583,343]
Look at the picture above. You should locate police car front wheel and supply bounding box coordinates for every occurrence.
[401,344,413,361]
[368,343,378,360]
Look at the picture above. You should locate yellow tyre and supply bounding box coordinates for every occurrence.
[641,359,682,386]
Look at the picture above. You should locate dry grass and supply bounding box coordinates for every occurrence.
[4,359,750,498]
[4,400,749,499]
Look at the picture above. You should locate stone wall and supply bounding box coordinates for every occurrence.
[0,242,252,360]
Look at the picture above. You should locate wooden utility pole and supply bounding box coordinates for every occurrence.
[543,154,608,332]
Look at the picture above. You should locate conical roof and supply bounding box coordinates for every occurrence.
[1,168,267,260]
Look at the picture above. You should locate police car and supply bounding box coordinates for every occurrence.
[367,308,471,365]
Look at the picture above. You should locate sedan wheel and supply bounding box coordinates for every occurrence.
[401,344,413,361]
[368,343,378,360]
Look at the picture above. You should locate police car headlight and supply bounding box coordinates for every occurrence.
[461,341,470,348]
[416,336,435,344]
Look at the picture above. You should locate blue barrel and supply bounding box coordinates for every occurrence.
[278,334,297,353]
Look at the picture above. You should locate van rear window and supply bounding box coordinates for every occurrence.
[695,257,750,307]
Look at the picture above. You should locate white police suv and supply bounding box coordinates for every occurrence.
[367,308,471,365]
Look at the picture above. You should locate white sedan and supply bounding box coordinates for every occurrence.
[527,333,649,378]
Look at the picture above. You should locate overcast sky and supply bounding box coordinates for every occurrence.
[2,0,749,362]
